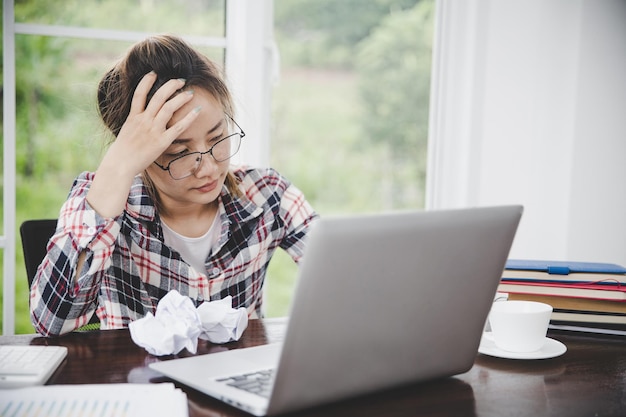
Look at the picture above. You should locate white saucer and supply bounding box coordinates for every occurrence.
[478,334,567,360]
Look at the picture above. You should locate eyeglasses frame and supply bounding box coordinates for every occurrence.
[153,115,245,180]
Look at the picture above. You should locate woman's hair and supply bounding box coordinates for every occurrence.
[97,34,241,206]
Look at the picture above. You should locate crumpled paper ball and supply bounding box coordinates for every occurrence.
[129,290,248,356]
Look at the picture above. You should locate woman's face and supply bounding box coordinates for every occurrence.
[146,88,231,212]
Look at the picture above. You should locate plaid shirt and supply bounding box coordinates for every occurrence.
[30,167,318,336]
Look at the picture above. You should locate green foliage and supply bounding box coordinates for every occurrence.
[271,68,389,214]
[275,0,421,69]
[272,1,433,212]
[356,1,434,208]
[15,35,69,178]
[357,1,433,150]
[14,0,225,37]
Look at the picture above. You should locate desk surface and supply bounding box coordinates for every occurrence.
[2,319,625,417]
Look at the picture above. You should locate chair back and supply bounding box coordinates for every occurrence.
[20,219,58,287]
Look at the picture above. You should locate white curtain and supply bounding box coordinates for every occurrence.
[427,0,626,265]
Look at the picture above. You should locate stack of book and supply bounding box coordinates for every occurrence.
[498,259,626,335]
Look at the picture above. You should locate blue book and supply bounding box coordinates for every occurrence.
[503,259,626,285]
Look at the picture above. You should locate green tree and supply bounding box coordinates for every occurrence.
[356,0,434,209]
[15,35,69,178]
[275,0,420,69]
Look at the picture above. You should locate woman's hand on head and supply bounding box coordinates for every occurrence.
[86,72,200,219]
[112,71,200,176]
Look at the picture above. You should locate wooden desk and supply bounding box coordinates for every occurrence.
[2,319,625,416]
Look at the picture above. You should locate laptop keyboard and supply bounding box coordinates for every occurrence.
[216,369,275,398]
[0,345,68,388]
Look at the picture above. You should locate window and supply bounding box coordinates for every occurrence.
[266,0,434,315]
[1,0,434,333]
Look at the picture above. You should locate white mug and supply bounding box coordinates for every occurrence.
[488,300,553,352]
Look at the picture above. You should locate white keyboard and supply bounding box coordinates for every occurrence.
[0,345,68,389]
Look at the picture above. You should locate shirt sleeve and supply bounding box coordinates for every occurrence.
[30,172,122,336]
[276,178,319,264]
[235,167,319,265]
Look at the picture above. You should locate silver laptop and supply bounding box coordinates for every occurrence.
[150,205,523,416]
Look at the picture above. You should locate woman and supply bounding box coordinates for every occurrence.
[30,35,318,337]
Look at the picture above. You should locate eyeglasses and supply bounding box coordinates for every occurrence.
[154,116,245,180]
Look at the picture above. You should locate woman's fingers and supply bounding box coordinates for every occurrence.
[144,77,188,117]
[164,105,202,140]
[129,72,188,118]
[152,89,195,130]
[129,71,158,115]
[117,72,199,169]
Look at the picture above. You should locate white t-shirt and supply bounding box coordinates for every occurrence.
[161,216,220,276]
